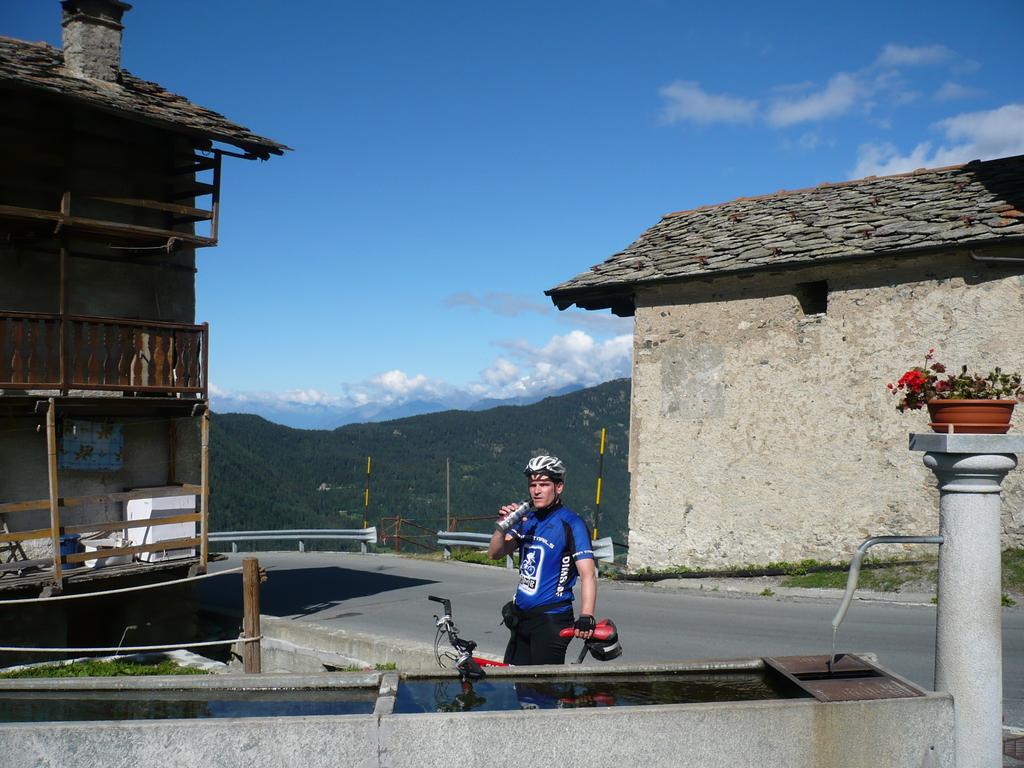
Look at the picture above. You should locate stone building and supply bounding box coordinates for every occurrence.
[0,0,286,606]
[548,156,1024,571]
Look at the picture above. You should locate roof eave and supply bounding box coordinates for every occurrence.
[547,234,1024,315]
[0,71,289,159]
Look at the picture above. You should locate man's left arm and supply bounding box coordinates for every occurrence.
[574,557,597,639]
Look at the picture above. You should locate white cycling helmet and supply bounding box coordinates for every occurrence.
[524,455,565,481]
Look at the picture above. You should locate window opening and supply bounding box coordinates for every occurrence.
[795,280,828,315]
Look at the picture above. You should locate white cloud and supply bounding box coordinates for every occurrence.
[851,103,1024,177]
[481,357,519,387]
[444,291,633,335]
[443,292,546,318]
[661,42,976,135]
[785,131,838,152]
[874,44,954,68]
[934,82,982,102]
[659,81,758,125]
[209,384,348,412]
[767,73,862,126]
[487,330,633,398]
[210,330,634,425]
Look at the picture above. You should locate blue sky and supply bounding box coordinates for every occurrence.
[6,1,1023,426]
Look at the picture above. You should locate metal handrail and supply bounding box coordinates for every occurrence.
[435,531,616,567]
[209,527,377,554]
[831,534,943,631]
[436,530,512,569]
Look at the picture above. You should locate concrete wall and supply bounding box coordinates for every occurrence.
[627,248,1024,570]
[252,615,444,673]
[0,680,954,768]
[0,416,201,558]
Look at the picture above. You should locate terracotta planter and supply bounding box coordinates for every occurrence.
[926,399,1016,434]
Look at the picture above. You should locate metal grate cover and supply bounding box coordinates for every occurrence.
[764,654,925,702]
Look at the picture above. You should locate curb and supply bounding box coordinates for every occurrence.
[640,576,939,605]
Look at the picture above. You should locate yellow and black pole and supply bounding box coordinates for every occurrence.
[363,456,372,528]
[593,427,606,540]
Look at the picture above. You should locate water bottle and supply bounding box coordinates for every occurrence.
[496,501,531,533]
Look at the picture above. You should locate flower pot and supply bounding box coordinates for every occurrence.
[926,399,1016,434]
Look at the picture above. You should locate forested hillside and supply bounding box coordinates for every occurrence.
[210,378,631,542]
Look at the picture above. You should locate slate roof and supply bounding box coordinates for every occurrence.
[0,36,288,159]
[548,154,1024,315]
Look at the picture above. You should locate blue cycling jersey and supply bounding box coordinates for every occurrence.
[508,503,594,612]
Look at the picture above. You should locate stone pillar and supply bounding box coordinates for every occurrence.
[910,432,1024,768]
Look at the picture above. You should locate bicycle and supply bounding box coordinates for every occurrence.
[429,594,622,681]
[429,594,504,682]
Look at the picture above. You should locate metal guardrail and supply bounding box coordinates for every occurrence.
[208,527,377,555]
[436,531,513,568]
[436,531,615,570]
[592,537,614,563]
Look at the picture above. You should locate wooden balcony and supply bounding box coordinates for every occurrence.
[0,312,207,398]
[0,149,221,251]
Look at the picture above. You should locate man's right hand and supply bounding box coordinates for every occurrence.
[496,502,526,533]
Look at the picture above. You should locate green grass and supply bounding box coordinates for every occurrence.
[759,587,775,597]
[781,559,937,592]
[450,548,508,567]
[0,659,209,679]
[779,549,1024,596]
[1004,549,1024,594]
[636,558,840,578]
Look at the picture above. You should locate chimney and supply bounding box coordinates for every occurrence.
[60,0,132,82]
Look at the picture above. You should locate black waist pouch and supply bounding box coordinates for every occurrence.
[501,600,517,629]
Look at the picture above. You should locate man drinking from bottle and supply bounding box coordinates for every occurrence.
[488,455,597,665]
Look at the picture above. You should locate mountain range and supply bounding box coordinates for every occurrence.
[211,384,587,430]
[210,378,631,543]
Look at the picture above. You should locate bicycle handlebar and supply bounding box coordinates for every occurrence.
[428,595,452,618]
[558,620,615,640]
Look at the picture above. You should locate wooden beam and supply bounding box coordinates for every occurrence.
[200,410,210,569]
[0,204,216,247]
[89,196,213,219]
[59,243,66,394]
[242,558,262,674]
[168,420,177,485]
[63,536,199,564]
[45,398,62,589]
[0,513,201,544]
[0,484,203,515]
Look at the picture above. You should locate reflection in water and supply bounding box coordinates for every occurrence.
[396,673,809,714]
[0,689,377,723]
[433,681,489,712]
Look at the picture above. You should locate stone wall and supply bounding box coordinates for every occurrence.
[627,248,1024,570]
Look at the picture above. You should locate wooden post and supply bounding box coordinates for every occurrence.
[167,420,177,484]
[242,557,262,674]
[363,456,371,528]
[199,410,210,570]
[58,243,67,394]
[45,398,63,589]
[594,427,606,541]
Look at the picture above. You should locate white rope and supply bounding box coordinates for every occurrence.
[0,566,244,606]
[0,635,262,654]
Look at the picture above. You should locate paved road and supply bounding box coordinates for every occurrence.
[199,551,1024,727]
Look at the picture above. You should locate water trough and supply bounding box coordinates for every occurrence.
[0,657,952,768]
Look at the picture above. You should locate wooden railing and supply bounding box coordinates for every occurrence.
[378,516,439,554]
[0,484,205,579]
[0,312,208,397]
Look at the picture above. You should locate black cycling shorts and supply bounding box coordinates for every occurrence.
[503,607,573,665]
